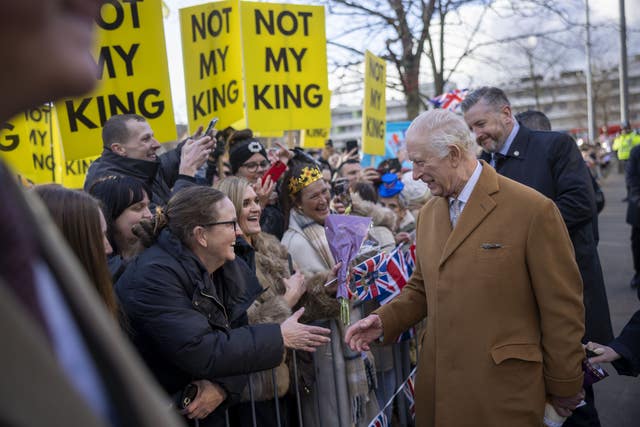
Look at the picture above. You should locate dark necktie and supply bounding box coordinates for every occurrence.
[491,152,506,170]
[0,162,51,339]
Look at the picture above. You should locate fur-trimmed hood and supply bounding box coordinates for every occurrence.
[351,192,396,230]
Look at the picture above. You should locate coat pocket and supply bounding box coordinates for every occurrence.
[490,343,542,365]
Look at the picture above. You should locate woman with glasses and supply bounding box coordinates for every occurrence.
[228,128,292,239]
[216,176,340,426]
[89,175,153,281]
[115,186,331,426]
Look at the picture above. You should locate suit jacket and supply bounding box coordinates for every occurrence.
[376,163,585,427]
[609,310,640,376]
[0,166,184,427]
[480,125,613,344]
[625,145,640,226]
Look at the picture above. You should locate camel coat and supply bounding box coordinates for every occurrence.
[376,162,585,427]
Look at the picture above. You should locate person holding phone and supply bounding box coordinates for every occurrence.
[85,114,215,208]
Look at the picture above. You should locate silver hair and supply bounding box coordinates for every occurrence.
[407,109,476,158]
[460,86,511,113]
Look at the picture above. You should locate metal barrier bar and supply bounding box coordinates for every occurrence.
[224,409,230,427]
[292,350,304,427]
[248,374,257,427]
[393,344,408,426]
[312,349,322,427]
[272,368,281,427]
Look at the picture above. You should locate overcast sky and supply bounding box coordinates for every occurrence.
[163,0,639,124]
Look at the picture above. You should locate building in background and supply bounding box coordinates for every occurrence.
[329,55,640,146]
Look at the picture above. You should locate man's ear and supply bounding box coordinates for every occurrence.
[448,145,462,166]
[501,105,513,122]
[110,143,127,157]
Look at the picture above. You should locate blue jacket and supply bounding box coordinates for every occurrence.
[115,229,284,401]
[480,124,613,344]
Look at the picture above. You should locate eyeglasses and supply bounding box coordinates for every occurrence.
[202,220,237,232]
[241,160,269,172]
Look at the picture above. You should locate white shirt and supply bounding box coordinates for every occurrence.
[449,161,483,226]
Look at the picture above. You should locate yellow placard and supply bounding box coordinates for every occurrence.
[0,106,59,184]
[180,1,244,133]
[240,2,330,131]
[300,128,329,148]
[0,106,98,187]
[362,50,386,155]
[55,0,176,160]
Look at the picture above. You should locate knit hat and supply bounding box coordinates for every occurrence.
[229,138,268,174]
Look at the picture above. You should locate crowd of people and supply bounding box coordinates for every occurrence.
[1,1,639,427]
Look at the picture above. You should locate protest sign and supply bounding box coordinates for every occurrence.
[0,105,98,186]
[300,128,329,148]
[56,0,176,160]
[180,1,244,133]
[362,50,386,156]
[240,2,330,131]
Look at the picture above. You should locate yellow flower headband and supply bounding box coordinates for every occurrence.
[288,166,323,196]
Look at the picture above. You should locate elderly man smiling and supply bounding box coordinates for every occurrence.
[346,109,586,427]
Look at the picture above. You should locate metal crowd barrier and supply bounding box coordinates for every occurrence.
[220,320,421,427]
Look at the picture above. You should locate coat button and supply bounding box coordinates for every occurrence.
[514,150,520,156]
[194,301,199,306]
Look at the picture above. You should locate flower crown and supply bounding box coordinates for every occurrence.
[288,166,323,196]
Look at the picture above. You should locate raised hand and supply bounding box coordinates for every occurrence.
[283,270,306,308]
[253,175,275,208]
[179,134,214,177]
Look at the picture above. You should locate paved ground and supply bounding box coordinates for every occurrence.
[590,167,640,426]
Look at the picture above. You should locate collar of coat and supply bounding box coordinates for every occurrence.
[479,124,531,164]
[156,229,262,322]
[100,148,160,184]
[427,160,500,267]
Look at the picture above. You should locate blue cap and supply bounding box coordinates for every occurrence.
[378,173,404,198]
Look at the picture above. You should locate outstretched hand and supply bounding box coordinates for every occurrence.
[345,314,383,352]
[281,307,331,352]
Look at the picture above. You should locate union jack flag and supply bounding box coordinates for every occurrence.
[405,243,416,277]
[429,88,469,112]
[403,372,416,419]
[351,253,401,304]
[368,412,389,427]
[351,252,388,301]
[386,246,409,290]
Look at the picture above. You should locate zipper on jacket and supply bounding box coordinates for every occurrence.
[199,288,229,326]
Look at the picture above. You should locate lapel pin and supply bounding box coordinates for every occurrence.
[481,243,503,249]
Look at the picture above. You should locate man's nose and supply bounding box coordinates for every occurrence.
[412,168,421,181]
[152,139,161,149]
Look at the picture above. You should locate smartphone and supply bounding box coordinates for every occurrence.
[345,139,359,154]
[332,177,352,207]
[261,160,287,185]
[205,117,219,136]
[178,383,199,410]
